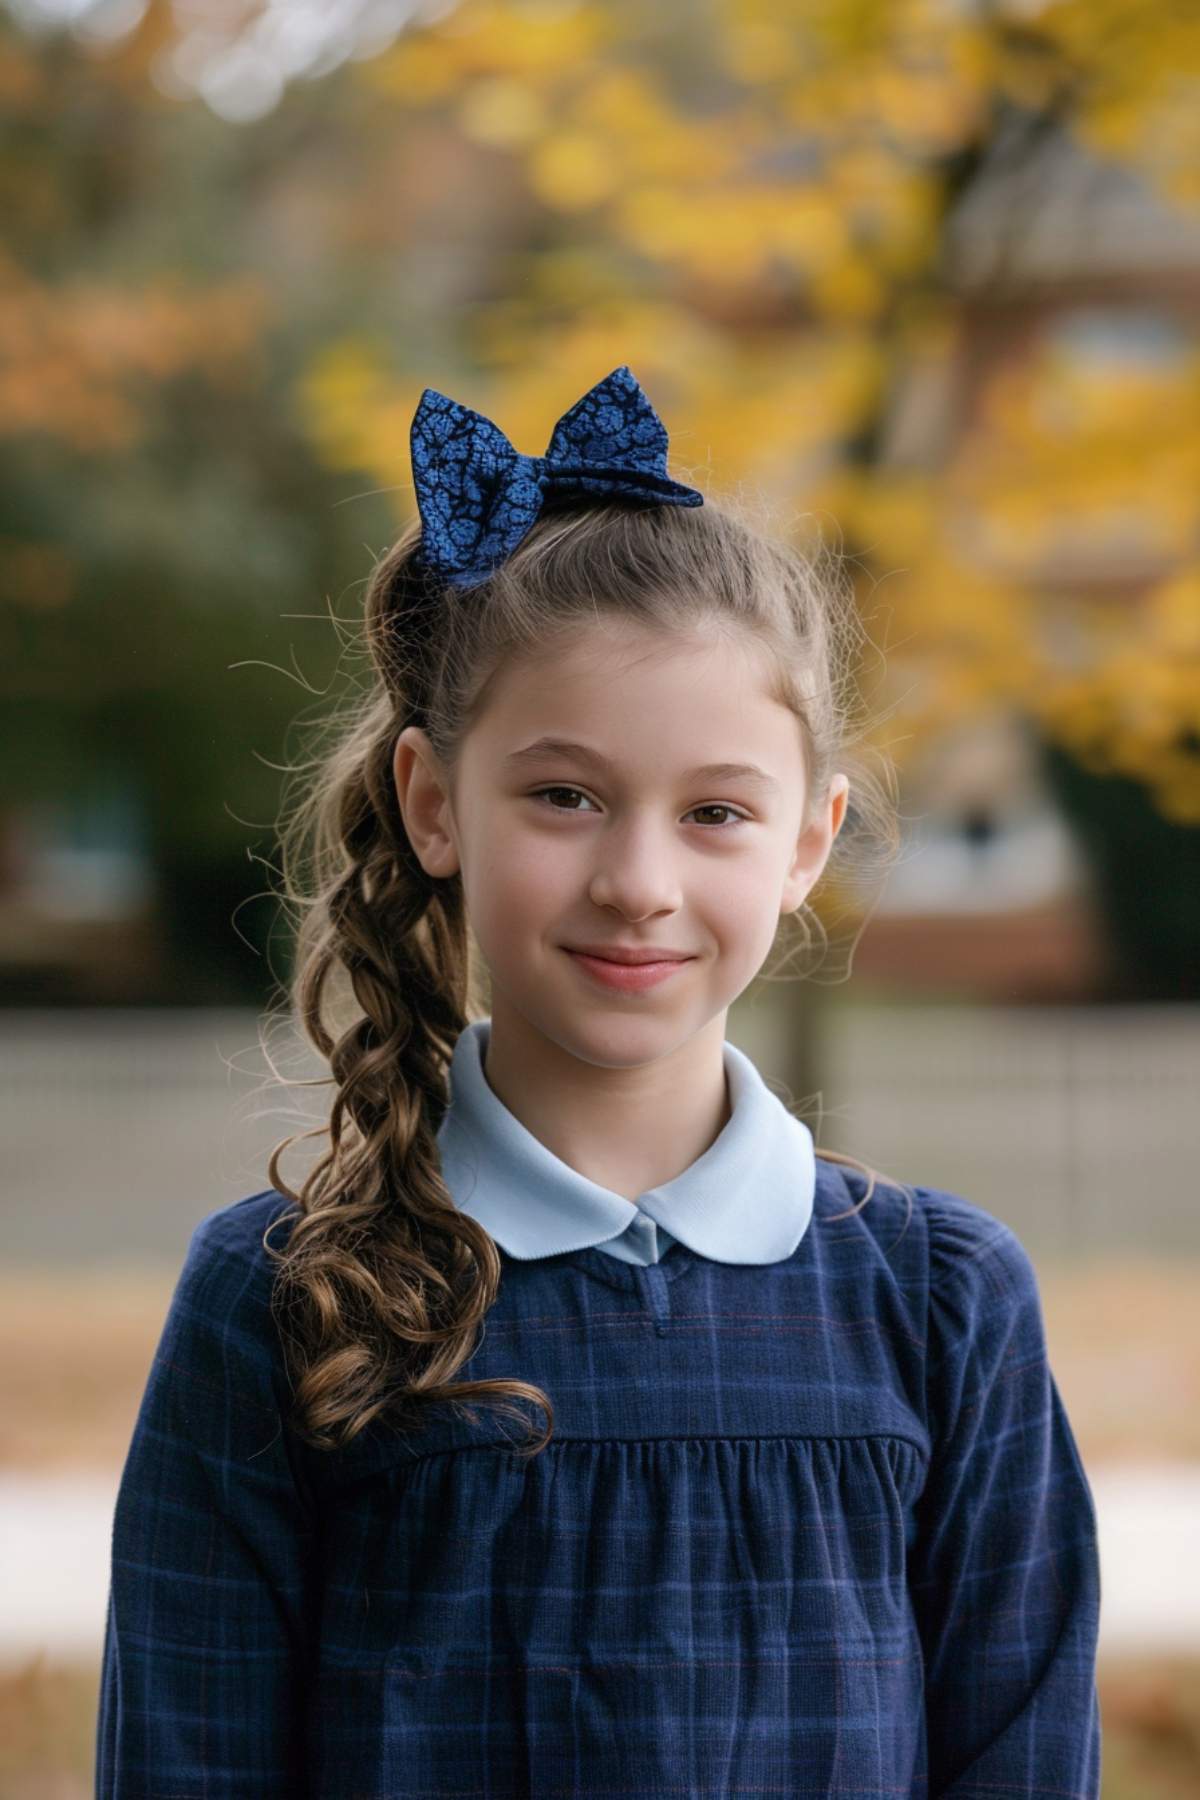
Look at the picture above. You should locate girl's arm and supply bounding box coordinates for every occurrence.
[908,1208,1103,1798]
[94,1201,317,1798]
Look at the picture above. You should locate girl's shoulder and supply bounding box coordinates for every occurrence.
[164,1189,299,1367]
[813,1152,1042,1315]
[186,1185,299,1273]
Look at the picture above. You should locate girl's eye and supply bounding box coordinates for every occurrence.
[529,786,749,829]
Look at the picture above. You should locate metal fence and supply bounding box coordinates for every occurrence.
[2,1001,1197,1269]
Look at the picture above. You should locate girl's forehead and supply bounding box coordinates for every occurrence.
[467,641,801,783]
[495,626,772,699]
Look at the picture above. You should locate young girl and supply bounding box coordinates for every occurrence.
[95,366,1102,1797]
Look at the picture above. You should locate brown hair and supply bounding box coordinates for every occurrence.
[260,493,912,1461]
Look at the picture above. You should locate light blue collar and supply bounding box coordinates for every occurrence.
[436,1018,815,1266]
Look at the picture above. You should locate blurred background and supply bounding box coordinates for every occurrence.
[1,0,1198,1794]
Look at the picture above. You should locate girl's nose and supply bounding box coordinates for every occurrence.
[585,836,685,919]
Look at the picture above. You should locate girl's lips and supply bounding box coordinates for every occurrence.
[564,949,694,992]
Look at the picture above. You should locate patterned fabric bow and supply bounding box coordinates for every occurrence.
[409,364,704,589]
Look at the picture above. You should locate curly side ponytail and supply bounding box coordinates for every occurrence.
[262,530,557,1460]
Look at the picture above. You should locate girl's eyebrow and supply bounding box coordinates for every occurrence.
[502,736,781,793]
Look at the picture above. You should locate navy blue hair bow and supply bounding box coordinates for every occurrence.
[409,364,704,589]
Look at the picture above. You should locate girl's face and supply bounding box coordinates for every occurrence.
[394,622,848,1070]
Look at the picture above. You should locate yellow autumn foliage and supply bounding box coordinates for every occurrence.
[6,0,1198,824]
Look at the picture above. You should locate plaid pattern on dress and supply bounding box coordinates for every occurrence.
[95,1160,1102,1797]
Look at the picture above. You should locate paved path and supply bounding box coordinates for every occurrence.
[2,1461,1198,1668]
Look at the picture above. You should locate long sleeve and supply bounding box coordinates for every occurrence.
[908,1209,1102,1798]
[95,1201,317,1798]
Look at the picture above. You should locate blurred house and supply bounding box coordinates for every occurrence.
[850,124,1200,1003]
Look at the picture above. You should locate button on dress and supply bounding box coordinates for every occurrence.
[95,1020,1102,1797]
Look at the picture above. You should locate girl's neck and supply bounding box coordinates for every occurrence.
[479,1010,732,1202]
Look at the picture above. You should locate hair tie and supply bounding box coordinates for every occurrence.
[409,364,704,590]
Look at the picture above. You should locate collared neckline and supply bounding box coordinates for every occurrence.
[436,1018,815,1267]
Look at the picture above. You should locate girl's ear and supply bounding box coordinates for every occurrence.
[780,772,850,915]
[829,774,849,843]
[393,727,461,879]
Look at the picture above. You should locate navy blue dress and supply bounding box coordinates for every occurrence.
[94,1158,1102,1797]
